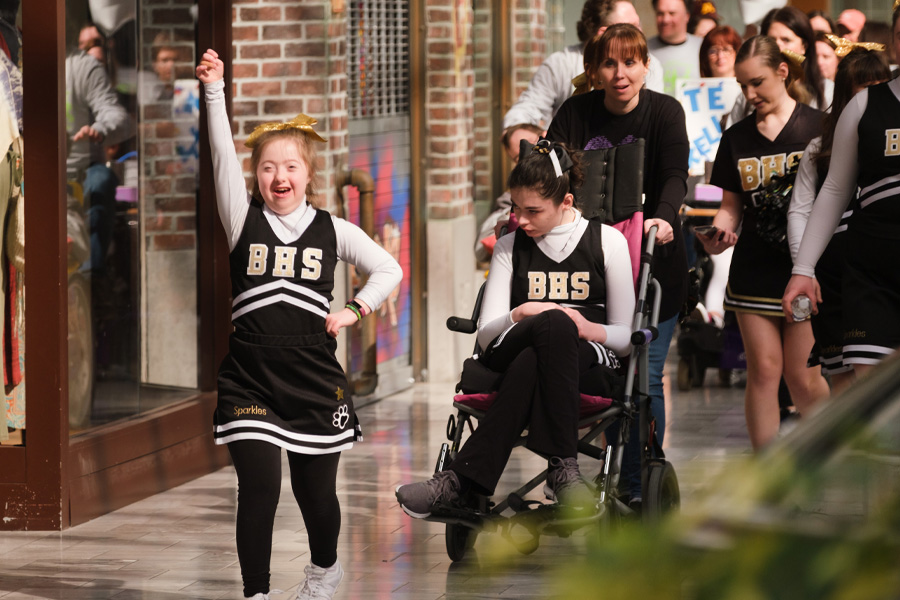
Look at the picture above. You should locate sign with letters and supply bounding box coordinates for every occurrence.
[676,78,742,177]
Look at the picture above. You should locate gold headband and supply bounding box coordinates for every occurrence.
[825,33,886,57]
[245,114,327,149]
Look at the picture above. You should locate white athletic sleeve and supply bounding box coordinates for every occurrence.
[476,225,635,356]
[599,226,636,356]
[792,91,867,277]
[203,79,252,251]
[787,138,821,264]
[333,217,402,311]
[477,233,516,349]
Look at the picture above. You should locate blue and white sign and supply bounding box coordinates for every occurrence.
[676,78,742,176]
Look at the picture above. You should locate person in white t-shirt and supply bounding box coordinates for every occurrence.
[648,0,703,96]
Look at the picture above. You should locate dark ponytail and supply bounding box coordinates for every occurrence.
[508,141,584,206]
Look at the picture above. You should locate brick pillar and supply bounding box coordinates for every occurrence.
[511,0,547,102]
[231,1,348,214]
[472,0,493,209]
[424,1,479,381]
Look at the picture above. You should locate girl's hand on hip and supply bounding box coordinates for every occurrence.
[326,308,359,338]
[196,48,224,83]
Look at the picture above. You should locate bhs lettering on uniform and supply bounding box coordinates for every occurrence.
[246,244,323,279]
[528,271,590,300]
[886,129,900,156]
[737,151,804,206]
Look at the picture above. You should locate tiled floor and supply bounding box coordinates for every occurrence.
[0,362,752,599]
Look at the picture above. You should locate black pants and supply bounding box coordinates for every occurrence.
[228,440,341,597]
[451,310,620,495]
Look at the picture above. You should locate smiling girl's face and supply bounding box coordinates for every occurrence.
[510,187,574,238]
[256,137,311,215]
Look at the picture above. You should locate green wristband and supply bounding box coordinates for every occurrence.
[345,302,362,320]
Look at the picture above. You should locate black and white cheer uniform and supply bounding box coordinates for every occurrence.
[477,211,635,356]
[204,79,402,454]
[710,103,823,316]
[794,78,900,366]
[449,212,635,494]
[787,137,855,375]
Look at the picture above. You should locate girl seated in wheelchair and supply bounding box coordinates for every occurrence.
[396,140,635,515]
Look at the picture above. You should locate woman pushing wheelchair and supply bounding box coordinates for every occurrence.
[396,140,635,515]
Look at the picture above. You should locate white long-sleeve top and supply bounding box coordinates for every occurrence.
[787,137,821,263]
[477,211,636,356]
[793,77,900,277]
[203,79,402,311]
[787,137,854,263]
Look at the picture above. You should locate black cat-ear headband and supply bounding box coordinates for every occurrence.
[520,138,573,177]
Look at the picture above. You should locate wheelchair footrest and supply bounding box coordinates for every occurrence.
[506,499,606,533]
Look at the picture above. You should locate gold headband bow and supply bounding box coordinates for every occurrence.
[245,114,327,148]
[825,33,886,57]
[781,49,805,68]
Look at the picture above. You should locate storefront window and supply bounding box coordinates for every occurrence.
[0,5,22,447]
[65,0,199,431]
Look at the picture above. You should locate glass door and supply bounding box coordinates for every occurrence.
[65,0,200,432]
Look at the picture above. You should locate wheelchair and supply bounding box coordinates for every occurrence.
[423,140,681,561]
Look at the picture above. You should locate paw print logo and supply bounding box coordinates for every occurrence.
[332,404,350,430]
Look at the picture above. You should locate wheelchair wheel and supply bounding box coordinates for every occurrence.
[643,461,680,523]
[445,523,476,562]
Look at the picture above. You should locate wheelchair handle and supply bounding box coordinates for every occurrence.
[447,316,477,334]
[631,326,658,346]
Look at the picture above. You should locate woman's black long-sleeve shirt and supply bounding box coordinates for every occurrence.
[547,88,690,321]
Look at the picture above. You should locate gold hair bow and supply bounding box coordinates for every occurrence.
[781,49,805,67]
[824,33,886,58]
[245,114,327,148]
[700,1,716,16]
[894,0,899,13]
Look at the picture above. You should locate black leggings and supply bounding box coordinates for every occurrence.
[228,440,341,597]
[451,310,620,495]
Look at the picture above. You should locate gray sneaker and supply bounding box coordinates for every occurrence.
[544,457,596,510]
[395,470,462,518]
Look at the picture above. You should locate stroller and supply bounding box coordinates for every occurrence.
[676,189,746,390]
[421,141,681,561]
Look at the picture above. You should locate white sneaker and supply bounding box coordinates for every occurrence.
[295,560,343,600]
[248,590,283,600]
[248,595,269,600]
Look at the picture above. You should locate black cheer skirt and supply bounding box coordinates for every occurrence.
[214,330,361,454]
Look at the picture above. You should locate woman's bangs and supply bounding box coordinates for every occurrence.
[602,32,646,64]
